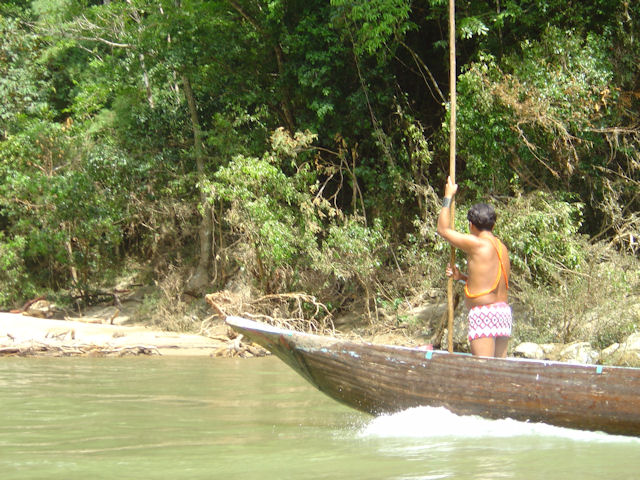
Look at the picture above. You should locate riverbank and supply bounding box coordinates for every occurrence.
[0,311,233,357]
[0,289,421,358]
[4,287,639,366]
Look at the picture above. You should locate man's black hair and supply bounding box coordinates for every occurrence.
[467,203,496,231]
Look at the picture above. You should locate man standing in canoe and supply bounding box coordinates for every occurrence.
[436,176,512,357]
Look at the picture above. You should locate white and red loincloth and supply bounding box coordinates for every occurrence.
[468,302,512,341]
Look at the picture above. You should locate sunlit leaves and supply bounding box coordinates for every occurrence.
[459,16,488,40]
[0,15,49,128]
[318,217,388,282]
[330,0,412,56]
[455,27,615,195]
[497,191,586,286]
[209,130,324,276]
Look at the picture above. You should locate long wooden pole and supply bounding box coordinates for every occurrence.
[447,0,457,353]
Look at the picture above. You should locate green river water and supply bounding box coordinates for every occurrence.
[1,355,639,479]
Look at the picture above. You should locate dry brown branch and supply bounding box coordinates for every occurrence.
[205,290,335,335]
[514,124,561,178]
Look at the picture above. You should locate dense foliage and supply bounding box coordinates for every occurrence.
[0,1,638,345]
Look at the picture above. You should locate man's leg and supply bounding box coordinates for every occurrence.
[494,336,509,358]
[470,336,496,357]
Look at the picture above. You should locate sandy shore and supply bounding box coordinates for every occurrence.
[0,312,230,357]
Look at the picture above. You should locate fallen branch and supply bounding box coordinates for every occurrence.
[205,290,335,335]
[0,342,161,357]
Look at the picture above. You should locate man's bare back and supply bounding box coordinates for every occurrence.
[436,177,512,357]
[463,232,510,309]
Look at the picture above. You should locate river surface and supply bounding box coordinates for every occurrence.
[1,355,639,479]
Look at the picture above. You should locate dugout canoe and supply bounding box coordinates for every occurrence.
[226,316,640,437]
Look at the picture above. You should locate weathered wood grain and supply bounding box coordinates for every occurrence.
[226,316,640,437]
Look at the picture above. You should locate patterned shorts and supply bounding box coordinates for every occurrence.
[468,302,512,341]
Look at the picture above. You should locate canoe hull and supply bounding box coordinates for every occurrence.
[226,316,640,437]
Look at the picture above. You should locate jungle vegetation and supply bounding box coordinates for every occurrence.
[0,0,638,348]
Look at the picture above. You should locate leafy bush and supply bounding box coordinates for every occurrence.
[0,121,128,303]
[316,216,389,319]
[209,129,329,289]
[0,234,38,307]
[514,241,638,347]
[210,128,394,318]
[318,216,388,282]
[495,193,637,348]
[330,0,413,56]
[456,27,614,195]
[495,191,586,286]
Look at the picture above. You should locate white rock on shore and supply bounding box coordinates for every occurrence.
[515,334,640,367]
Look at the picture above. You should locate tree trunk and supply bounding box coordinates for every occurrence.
[182,74,213,296]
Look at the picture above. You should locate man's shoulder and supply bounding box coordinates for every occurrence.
[463,235,493,255]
